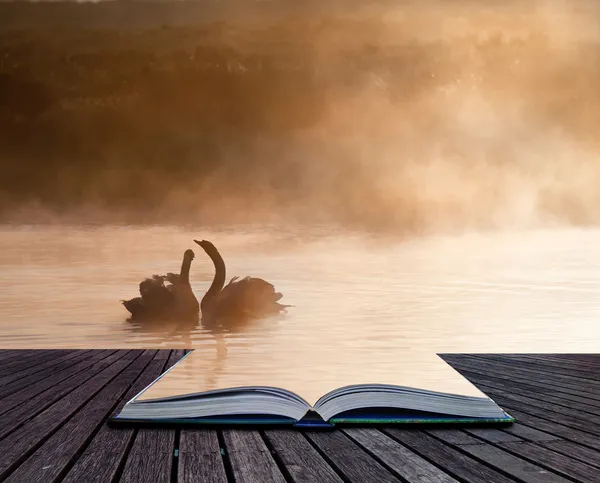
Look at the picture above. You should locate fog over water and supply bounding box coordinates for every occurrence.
[1,1,599,233]
[1,2,600,361]
[1,225,600,354]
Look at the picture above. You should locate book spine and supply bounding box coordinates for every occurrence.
[293,420,335,429]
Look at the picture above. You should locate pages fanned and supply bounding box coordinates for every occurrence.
[112,351,514,427]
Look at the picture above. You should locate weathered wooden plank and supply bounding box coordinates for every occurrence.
[520,386,600,412]
[120,428,175,483]
[0,350,134,480]
[62,351,174,483]
[167,349,186,368]
[463,428,522,443]
[445,353,570,374]
[477,389,600,436]
[541,354,600,364]
[540,352,600,360]
[540,440,600,469]
[472,354,600,383]
[458,442,571,482]
[385,429,516,483]
[424,429,485,446]
[429,425,525,445]
[263,430,342,483]
[110,350,184,419]
[0,349,94,399]
[0,350,54,367]
[0,350,91,385]
[453,355,600,392]
[445,358,600,401]
[506,355,600,372]
[458,359,597,404]
[344,428,457,483]
[0,349,20,356]
[490,399,600,441]
[0,350,71,375]
[0,350,28,363]
[119,349,185,483]
[2,350,157,483]
[0,350,121,439]
[306,430,400,483]
[178,430,227,483]
[0,349,117,416]
[453,367,600,411]
[2,352,598,483]
[223,430,287,483]
[446,355,600,396]
[530,354,600,361]
[475,379,600,419]
[480,354,600,375]
[498,441,599,483]
[153,350,172,360]
[122,351,146,360]
[501,408,600,449]
[453,361,600,404]
[501,424,561,442]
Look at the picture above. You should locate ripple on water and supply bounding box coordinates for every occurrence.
[0,225,599,355]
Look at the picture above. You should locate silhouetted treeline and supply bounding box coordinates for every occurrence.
[0,26,327,210]
[1,4,600,229]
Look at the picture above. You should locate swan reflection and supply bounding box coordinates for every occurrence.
[121,239,291,329]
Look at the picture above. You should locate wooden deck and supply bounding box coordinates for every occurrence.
[0,351,599,483]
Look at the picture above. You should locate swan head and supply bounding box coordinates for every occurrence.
[194,239,216,254]
[183,249,195,261]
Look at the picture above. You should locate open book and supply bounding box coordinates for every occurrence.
[112,351,514,427]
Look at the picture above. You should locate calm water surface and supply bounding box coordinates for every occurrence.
[1,225,599,359]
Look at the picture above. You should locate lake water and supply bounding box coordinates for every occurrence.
[1,224,599,357]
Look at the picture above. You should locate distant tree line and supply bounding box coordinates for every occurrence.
[0,21,598,221]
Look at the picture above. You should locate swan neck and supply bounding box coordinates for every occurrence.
[202,248,226,310]
[180,257,192,285]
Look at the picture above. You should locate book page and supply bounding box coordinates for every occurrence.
[135,342,487,407]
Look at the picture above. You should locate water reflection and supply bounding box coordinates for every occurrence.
[1,224,600,353]
[124,317,200,348]
[205,333,228,392]
[122,305,289,392]
[137,348,488,406]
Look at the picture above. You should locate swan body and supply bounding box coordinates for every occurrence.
[195,239,290,321]
[123,249,199,321]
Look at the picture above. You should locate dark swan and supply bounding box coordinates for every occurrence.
[195,239,290,321]
[122,249,200,321]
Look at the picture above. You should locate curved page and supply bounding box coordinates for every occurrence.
[135,347,488,408]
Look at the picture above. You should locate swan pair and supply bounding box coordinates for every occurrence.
[123,239,289,322]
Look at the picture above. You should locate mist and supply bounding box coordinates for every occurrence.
[1,1,599,235]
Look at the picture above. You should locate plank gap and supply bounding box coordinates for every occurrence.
[53,350,159,483]
[111,428,140,483]
[171,428,180,483]
[301,432,352,483]
[0,350,137,481]
[492,441,598,483]
[216,430,236,483]
[258,430,296,483]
